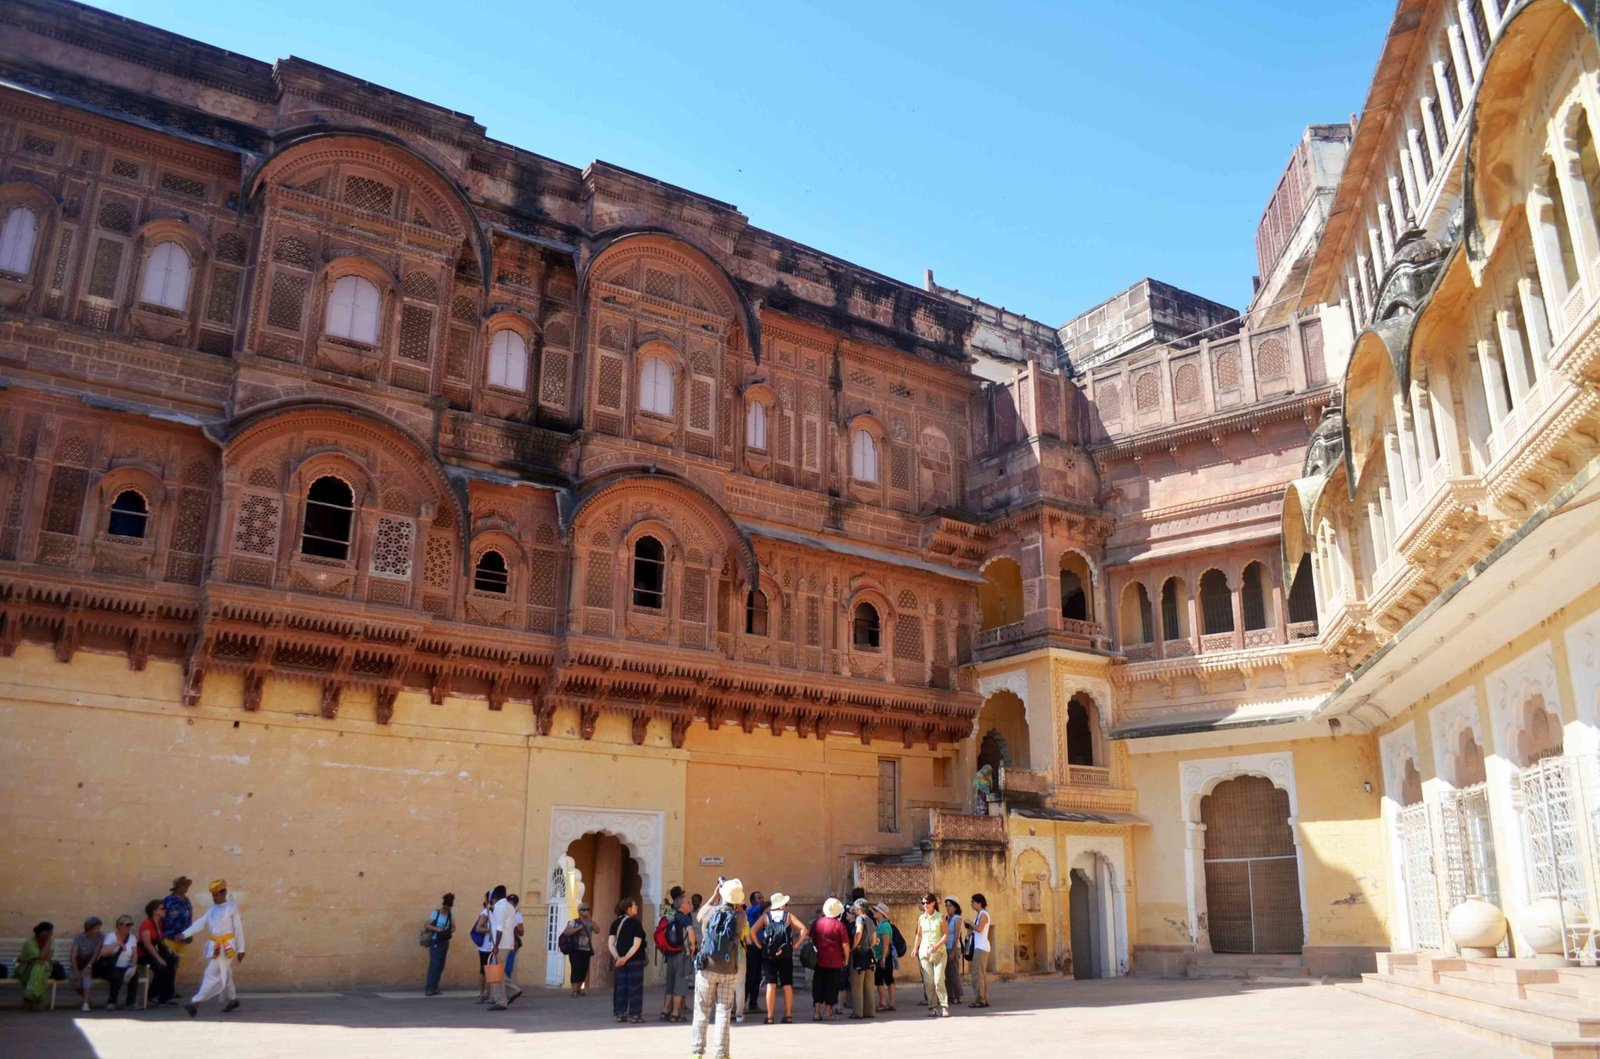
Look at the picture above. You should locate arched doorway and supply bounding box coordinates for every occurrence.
[1200,776,1303,954]
[560,831,642,990]
[1069,853,1110,979]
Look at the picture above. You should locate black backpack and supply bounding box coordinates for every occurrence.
[761,911,792,958]
[890,922,908,959]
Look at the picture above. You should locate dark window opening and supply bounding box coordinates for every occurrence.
[300,475,354,560]
[1199,569,1234,634]
[1242,563,1269,631]
[853,603,881,650]
[1061,570,1088,622]
[745,589,768,636]
[1161,579,1184,640]
[474,549,508,594]
[1287,556,1318,624]
[632,535,665,609]
[106,489,149,539]
[1066,696,1096,767]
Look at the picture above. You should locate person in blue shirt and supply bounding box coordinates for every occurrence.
[161,875,194,992]
[742,891,765,1016]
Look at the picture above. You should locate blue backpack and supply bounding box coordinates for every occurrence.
[695,905,740,970]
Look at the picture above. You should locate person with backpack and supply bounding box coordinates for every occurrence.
[470,891,494,1004]
[657,892,696,1022]
[965,893,992,1008]
[608,896,647,1023]
[847,899,878,1018]
[688,877,743,1059]
[421,892,454,996]
[559,902,598,997]
[749,891,806,1024]
[872,903,901,1010]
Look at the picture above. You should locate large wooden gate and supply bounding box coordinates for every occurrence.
[1201,775,1303,954]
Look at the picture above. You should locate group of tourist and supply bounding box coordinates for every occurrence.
[422,876,993,1059]
[14,875,246,1018]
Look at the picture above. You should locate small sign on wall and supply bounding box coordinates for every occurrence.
[700,856,725,867]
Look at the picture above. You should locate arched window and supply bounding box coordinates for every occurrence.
[631,535,666,609]
[639,356,674,416]
[1287,555,1318,625]
[1066,694,1098,767]
[0,206,39,276]
[106,489,149,539]
[1060,553,1094,622]
[852,602,881,650]
[746,400,769,451]
[1160,577,1188,640]
[324,275,382,344]
[473,549,509,594]
[852,429,879,483]
[1241,562,1270,631]
[486,330,529,392]
[1199,569,1234,634]
[1576,114,1600,247]
[139,241,191,310]
[745,589,769,636]
[1120,582,1153,646]
[1541,159,1581,298]
[300,475,355,561]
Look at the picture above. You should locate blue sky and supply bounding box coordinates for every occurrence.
[98,0,1393,324]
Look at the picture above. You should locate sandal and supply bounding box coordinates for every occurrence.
[628,1015,645,1023]
[764,1018,774,1025]
[781,1015,792,1023]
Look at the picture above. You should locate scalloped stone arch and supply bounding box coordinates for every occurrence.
[223,402,466,535]
[564,472,758,586]
[582,230,757,358]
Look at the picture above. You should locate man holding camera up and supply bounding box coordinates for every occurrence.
[689,877,744,1059]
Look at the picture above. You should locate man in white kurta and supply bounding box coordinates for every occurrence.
[182,879,246,1016]
[487,885,522,1009]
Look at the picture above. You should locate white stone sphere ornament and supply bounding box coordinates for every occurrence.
[1445,896,1506,958]
[1517,898,1579,966]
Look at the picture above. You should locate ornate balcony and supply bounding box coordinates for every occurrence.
[856,861,933,899]
[976,621,1025,649]
[929,808,1005,844]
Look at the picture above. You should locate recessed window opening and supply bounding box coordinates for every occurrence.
[474,549,509,594]
[632,535,666,609]
[106,489,149,538]
[300,475,354,560]
[853,602,881,650]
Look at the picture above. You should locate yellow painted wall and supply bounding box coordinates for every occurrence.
[1129,733,1389,953]
[0,643,957,990]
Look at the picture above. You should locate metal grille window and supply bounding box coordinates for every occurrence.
[106,489,149,539]
[877,758,899,833]
[1241,562,1269,631]
[1199,569,1234,634]
[1439,783,1500,911]
[1398,801,1444,949]
[300,476,354,561]
[631,536,665,609]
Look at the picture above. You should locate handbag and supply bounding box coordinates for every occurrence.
[960,930,976,962]
[418,925,432,948]
[483,953,505,984]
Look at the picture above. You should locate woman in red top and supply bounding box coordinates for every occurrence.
[137,900,175,1005]
[809,897,849,1021]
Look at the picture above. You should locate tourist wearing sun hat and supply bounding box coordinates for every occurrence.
[180,878,246,1017]
[688,877,744,1059]
[750,891,806,1023]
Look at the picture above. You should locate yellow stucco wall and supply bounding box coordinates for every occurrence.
[0,643,958,990]
[1128,733,1389,954]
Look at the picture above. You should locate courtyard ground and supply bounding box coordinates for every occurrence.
[0,975,1505,1058]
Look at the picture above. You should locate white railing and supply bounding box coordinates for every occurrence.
[1488,372,1558,465]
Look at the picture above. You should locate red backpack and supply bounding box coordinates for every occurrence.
[653,914,682,954]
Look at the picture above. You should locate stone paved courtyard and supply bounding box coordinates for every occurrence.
[1,976,1509,1058]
